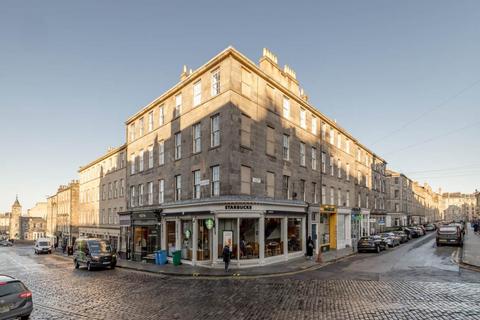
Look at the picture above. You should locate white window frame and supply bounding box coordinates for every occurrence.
[329,127,334,145]
[193,170,201,199]
[337,189,342,206]
[138,184,144,206]
[211,69,220,96]
[312,117,317,135]
[175,132,182,160]
[283,96,290,119]
[283,134,290,160]
[300,142,306,166]
[211,166,220,197]
[175,175,182,201]
[337,159,342,179]
[159,179,164,204]
[147,181,153,205]
[148,145,153,169]
[311,147,317,170]
[175,93,182,117]
[193,80,202,107]
[330,155,334,176]
[130,153,135,175]
[139,117,144,136]
[193,123,201,153]
[346,163,350,181]
[159,105,164,126]
[158,140,165,165]
[210,114,220,147]
[148,111,153,132]
[139,149,144,172]
[300,108,306,128]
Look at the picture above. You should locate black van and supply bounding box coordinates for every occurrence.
[73,238,117,271]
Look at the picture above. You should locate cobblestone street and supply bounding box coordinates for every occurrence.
[2,234,480,320]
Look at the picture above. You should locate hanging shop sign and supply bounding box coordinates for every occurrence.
[205,218,215,230]
[184,229,191,239]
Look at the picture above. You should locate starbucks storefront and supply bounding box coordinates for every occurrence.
[161,199,307,267]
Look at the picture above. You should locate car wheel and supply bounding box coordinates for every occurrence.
[74,259,79,269]
[87,262,92,271]
[376,246,381,253]
[436,242,441,247]
[20,315,30,320]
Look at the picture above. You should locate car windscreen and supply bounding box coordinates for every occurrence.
[38,241,49,246]
[88,241,111,253]
[359,237,371,241]
[0,282,26,297]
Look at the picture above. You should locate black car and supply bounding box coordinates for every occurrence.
[0,275,33,320]
[404,227,419,238]
[357,236,387,253]
[73,238,117,271]
[393,231,409,243]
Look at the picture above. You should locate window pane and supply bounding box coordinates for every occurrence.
[265,218,283,257]
[288,218,303,252]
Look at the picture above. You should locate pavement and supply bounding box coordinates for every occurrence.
[461,225,480,269]
[2,233,480,320]
[54,246,356,278]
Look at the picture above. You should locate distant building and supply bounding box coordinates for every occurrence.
[78,145,127,251]
[21,216,47,240]
[442,192,477,222]
[46,181,79,246]
[9,196,22,240]
[27,202,48,219]
[0,212,10,236]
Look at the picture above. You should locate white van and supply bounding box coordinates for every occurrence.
[34,238,52,254]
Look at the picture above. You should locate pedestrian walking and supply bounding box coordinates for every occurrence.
[222,245,231,272]
[306,236,314,260]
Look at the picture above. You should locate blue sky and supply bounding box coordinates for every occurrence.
[1,0,479,212]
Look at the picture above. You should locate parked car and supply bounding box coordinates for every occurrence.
[0,275,33,320]
[449,222,465,236]
[73,238,116,271]
[392,231,409,243]
[357,236,384,253]
[372,235,388,250]
[424,224,436,231]
[0,240,13,247]
[412,226,424,236]
[380,233,400,247]
[402,228,414,239]
[437,225,463,247]
[34,238,52,254]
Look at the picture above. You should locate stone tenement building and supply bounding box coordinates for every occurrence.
[27,202,48,219]
[78,145,127,251]
[386,170,442,228]
[47,181,79,246]
[442,192,477,221]
[118,47,387,267]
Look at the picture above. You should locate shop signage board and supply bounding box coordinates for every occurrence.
[320,205,337,213]
[225,204,252,210]
[252,177,261,183]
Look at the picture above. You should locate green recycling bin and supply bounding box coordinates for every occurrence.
[172,250,182,266]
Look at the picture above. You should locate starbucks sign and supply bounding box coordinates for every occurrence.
[205,218,215,230]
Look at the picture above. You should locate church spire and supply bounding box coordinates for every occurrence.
[13,194,21,207]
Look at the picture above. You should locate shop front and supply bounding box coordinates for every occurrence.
[351,208,370,248]
[369,210,387,235]
[318,205,337,252]
[129,210,161,262]
[336,208,352,250]
[161,199,307,267]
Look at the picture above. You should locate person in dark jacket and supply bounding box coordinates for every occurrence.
[306,236,314,260]
[222,245,231,272]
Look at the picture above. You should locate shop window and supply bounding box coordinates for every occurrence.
[265,218,283,257]
[287,218,302,253]
[197,219,212,261]
[239,219,259,259]
[180,220,193,260]
[218,218,237,260]
[166,221,176,257]
[133,226,158,261]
